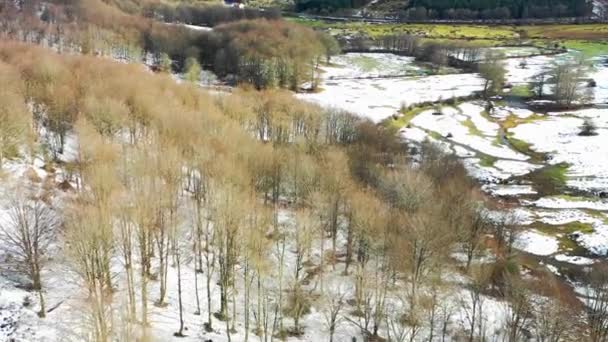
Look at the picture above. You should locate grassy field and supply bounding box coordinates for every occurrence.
[384,105,429,130]
[292,18,608,56]
[522,24,608,40]
[289,18,518,39]
[561,40,608,57]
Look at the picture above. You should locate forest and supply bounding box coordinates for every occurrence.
[295,0,373,12]
[2,38,605,342]
[0,0,338,90]
[144,3,282,27]
[294,0,594,18]
[407,0,594,18]
[0,0,608,341]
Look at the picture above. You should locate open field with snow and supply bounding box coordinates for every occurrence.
[3,1,608,340]
[297,53,485,123]
[301,50,608,266]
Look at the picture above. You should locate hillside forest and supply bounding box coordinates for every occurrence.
[0,0,607,341]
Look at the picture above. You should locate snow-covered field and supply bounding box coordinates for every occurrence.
[1,46,606,342]
[302,51,608,264]
[0,154,525,342]
[297,53,485,123]
[512,108,608,193]
[300,51,607,125]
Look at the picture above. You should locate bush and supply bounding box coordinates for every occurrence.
[579,118,598,136]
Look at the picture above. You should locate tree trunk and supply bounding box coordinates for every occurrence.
[175,248,185,337]
[37,288,46,318]
[344,213,353,275]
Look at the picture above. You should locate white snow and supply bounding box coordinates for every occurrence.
[411,106,529,161]
[493,160,540,176]
[533,197,608,211]
[399,126,428,142]
[535,209,599,225]
[554,254,596,265]
[504,54,559,84]
[511,110,608,193]
[514,230,559,256]
[298,53,485,123]
[590,56,608,103]
[484,184,537,196]
[182,24,213,32]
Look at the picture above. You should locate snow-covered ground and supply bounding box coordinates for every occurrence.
[512,108,608,194]
[297,53,485,123]
[514,230,560,256]
[505,52,608,104]
[300,51,608,262]
[0,153,524,342]
[411,104,528,161]
[2,48,606,342]
[300,51,607,124]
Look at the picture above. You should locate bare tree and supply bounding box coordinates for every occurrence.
[548,59,593,108]
[585,265,608,342]
[172,215,187,337]
[116,205,137,323]
[0,79,30,169]
[460,267,489,342]
[322,287,346,342]
[533,296,578,342]
[479,51,506,99]
[0,199,58,318]
[462,206,492,271]
[502,275,533,342]
[242,203,271,342]
[65,204,114,341]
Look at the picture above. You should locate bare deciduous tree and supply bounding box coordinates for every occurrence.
[0,198,58,318]
[585,265,608,342]
[322,287,346,342]
[65,204,114,341]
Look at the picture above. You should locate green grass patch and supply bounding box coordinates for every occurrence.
[479,154,497,167]
[290,18,608,50]
[462,118,483,136]
[562,40,608,58]
[480,110,494,122]
[510,85,533,98]
[289,19,518,40]
[428,130,443,140]
[383,106,429,130]
[350,54,382,72]
[505,135,546,162]
[501,114,548,162]
[582,209,608,223]
[535,221,595,235]
[532,221,593,254]
[522,24,608,41]
[525,162,570,195]
[557,235,588,254]
[501,113,546,130]
[492,134,503,147]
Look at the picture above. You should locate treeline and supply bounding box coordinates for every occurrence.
[293,0,593,18]
[346,34,483,70]
[212,19,339,89]
[144,3,282,27]
[405,0,593,19]
[295,0,372,12]
[3,40,608,342]
[0,0,339,90]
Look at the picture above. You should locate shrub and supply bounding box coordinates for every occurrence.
[579,118,598,136]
